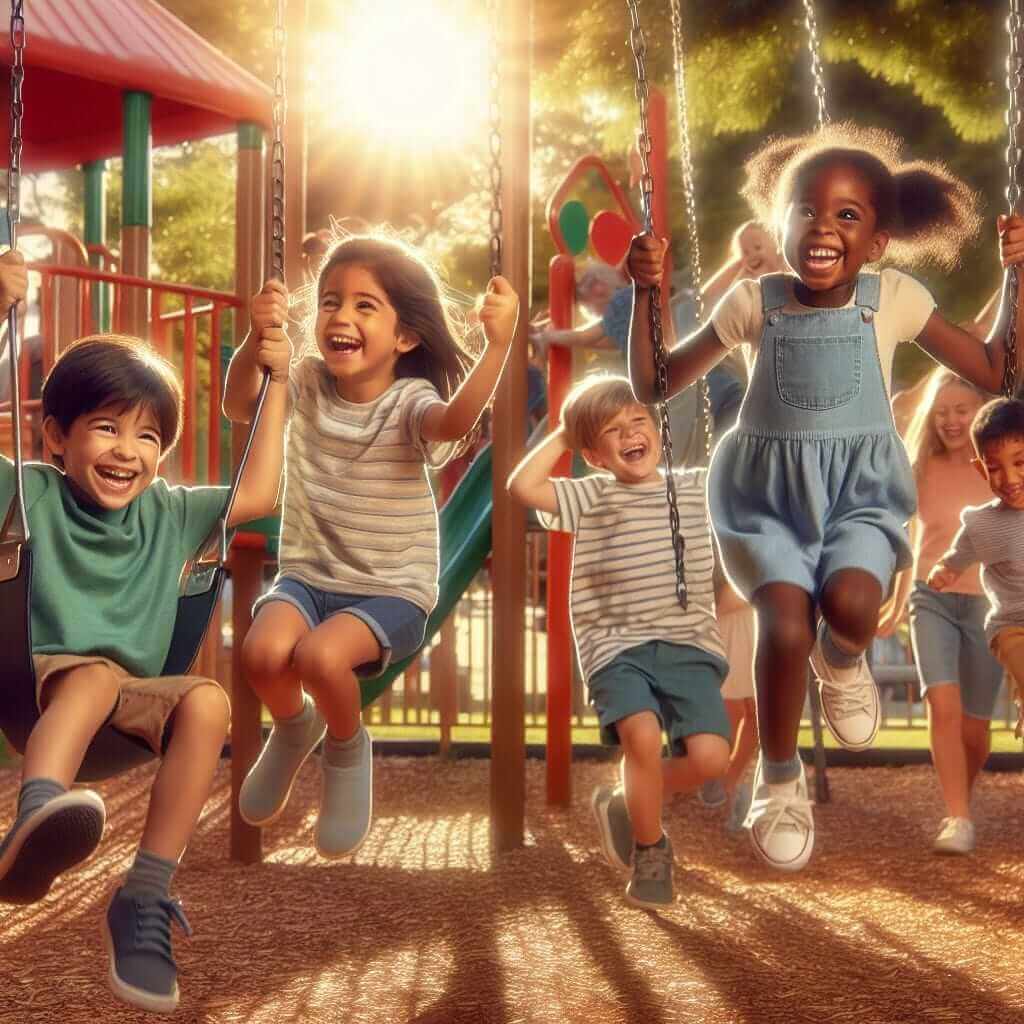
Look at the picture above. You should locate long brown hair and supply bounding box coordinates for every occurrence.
[903,366,987,480]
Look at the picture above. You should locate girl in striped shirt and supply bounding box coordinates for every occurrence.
[223,235,519,858]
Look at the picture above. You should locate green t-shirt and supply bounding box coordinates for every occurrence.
[0,458,229,677]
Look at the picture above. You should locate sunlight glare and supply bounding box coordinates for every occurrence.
[309,1,488,154]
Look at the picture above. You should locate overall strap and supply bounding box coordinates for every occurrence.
[853,272,882,312]
[760,273,791,313]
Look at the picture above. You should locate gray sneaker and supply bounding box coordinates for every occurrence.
[625,836,674,910]
[238,702,327,827]
[590,784,633,873]
[933,816,975,855]
[103,886,193,1014]
[316,728,373,859]
[698,779,727,808]
[0,790,105,905]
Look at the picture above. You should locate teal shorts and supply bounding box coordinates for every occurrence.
[588,641,730,756]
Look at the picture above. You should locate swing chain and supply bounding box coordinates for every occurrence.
[7,0,24,246]
[487,0,503,280]
[1004,0,1022,397]
[668,0,712,465]
[626,0,688,608]
[270,0,287,284]
[803,0,830,131]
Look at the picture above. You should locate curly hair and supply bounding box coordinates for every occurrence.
[741,122,981,270]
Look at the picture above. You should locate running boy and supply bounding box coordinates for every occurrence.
[507,374,730,909]
[928,396,1024,739]
[0,250,289,1013]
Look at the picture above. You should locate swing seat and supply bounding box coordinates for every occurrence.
[0,541,228,782]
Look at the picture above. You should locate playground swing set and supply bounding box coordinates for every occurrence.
[0,0,1021,867]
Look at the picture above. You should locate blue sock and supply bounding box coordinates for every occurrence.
[820,623,859,669]
[123,849,177,900]
[762,755,802,785]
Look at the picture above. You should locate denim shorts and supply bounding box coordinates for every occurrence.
[253,577,427,679]
[908,581,1005,720]
[587,641,730,756]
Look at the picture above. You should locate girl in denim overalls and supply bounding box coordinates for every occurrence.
[626,122,1024,872]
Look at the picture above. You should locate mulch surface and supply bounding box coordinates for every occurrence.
[1,756,1022,1024]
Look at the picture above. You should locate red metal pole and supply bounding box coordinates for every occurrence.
[546,253,576,807]
[182,295,195,483]
[648,87,674,291]
[208,304,223,484]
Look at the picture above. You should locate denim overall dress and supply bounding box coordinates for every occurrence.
[708,272,916,601]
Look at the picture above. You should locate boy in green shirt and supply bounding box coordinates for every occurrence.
[0,250,289,1013]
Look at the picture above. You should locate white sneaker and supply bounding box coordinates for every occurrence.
[745,760,815,872]
[809,623,880,751]
[933,817,975,855]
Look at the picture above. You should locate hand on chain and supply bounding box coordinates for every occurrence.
[0,249,27,315]
[479,276,519,351]
[998,214,1024,268]
[251,279,289,337]
[627,234,667,289]
[255,325,292,384]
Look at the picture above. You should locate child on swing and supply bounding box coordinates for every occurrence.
[627,122,1024,872]
[508,374,731,910]
[0,252,290,1012]
[224,234,519,858]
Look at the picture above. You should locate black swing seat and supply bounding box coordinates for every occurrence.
[0,539,227,783]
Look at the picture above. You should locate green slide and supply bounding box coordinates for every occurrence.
[358,443,494,707]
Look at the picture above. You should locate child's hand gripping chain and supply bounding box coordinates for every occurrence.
[0,249,27,315]
[250,279,293,384]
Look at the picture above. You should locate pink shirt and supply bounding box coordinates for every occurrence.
[913,455,991,594]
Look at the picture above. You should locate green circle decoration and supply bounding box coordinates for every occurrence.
[559,200,590,255]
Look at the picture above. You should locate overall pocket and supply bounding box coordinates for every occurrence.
[774,335,862,411]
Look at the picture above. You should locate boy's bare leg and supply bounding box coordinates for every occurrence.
[723,697,759,794]
[616,712,665,846]
[663,733,731,797]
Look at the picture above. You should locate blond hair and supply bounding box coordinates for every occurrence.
[560,374,655,451]
[902,366,987,479]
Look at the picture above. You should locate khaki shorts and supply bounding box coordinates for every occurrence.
[33,653,230,756]
[991,627,1024,702]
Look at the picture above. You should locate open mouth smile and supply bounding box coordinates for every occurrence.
[327,334,363,354]
[802,245,843,272]
[620,442,648,464]
[94,465,138,492]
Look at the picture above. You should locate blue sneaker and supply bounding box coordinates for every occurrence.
[0,790,105,904]
[103,886,193,1014]
[625,836,674,910]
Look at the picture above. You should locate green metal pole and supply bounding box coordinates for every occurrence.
[83,159,109,331]
[121,91,152,337]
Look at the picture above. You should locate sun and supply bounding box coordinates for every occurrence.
[307,1,489,155]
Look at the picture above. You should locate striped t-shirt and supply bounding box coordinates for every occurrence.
[942,499,1024,642]
[540,467,726,681]
[278,359,456,613]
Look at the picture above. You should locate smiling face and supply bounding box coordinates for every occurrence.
[933,382,982,456]
[739,225,774,274]
[583,403,662,484]
[314,262,419,401]
[44,402,162,511]
[781,159,890,306]
[977,435,1024,510]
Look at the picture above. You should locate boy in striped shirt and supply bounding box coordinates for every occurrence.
[508,375,731,910]
[929,396,1024,740]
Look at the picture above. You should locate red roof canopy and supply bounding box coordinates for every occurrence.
[1,0,272,170]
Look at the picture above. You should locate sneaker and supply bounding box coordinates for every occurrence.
[0,789,105,904]
[933,816,975,855]
[315,728,373,858]
[725,781,753,835]
[625,836,674,910]
[809,623,880,751]
[103,886,193,1014]
[745,760,815,872]
[698,779,727,809]
[590,785,633,873]
[238,702,327,827]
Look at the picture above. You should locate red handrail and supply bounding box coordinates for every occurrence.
[26,263,244,307]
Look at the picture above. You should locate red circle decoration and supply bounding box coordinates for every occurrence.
[590,210,635,267]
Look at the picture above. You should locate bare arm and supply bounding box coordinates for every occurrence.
[506,426,569,515]
[421,276,519,443]
[536,321,615,350]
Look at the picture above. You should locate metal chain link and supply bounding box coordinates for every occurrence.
[627,0,687,609]
[7,0,23,249]
[803,0,829,131]
[1004,0,1022,397]
[270,0,286,283]
[668,0,711,465]
[487,0,503,279]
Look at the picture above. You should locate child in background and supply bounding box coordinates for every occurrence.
[224,234,519,858]
[880,368,1001,855]
[0,253,289,1013]
[508,375,730,910]
[628,122,1024,871]
[929,397,1024,750]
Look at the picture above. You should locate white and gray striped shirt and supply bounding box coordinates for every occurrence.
[943,498,1024,642]
[541,467,725,681]
[278,359,456,613]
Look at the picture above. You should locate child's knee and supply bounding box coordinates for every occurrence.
[616,711,663,762]
[175,684,231,742]
[761,612,814,661]
[686,734,731,779]
[820,572,882,645]
[43,662,120,712]
[292,636,358,692]
[241,622,296,679]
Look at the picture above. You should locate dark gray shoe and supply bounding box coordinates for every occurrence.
[103,886,193,1014]
[625,836,674,910]
[591,784,633,873]
[0,790,105,905]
